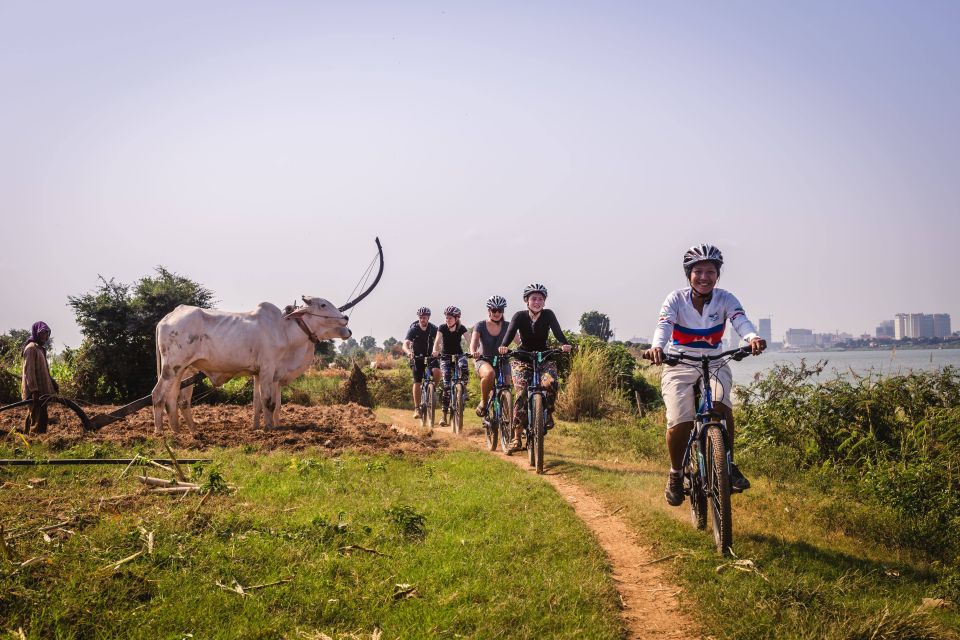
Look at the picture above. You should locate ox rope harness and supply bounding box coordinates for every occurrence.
[294,317,321,344]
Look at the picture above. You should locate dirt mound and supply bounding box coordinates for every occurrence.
[3,403,435,455]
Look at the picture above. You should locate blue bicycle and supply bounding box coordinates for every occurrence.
[661,346,755,555]
[477,355,513,453]
[507,348,566,474]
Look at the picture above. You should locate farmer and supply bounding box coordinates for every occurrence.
[21,321,58,434]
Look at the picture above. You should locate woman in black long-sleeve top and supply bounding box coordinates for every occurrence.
[498,283,573,451]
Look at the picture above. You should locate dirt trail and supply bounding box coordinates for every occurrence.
[383,409,701,640]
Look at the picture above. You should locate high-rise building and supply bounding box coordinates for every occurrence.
[934,314,952,338]
[876,320,895,338]
[894,314,909,340]
[785,328,814,348]
[758,318,772,343]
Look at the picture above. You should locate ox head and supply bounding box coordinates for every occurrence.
[284,295,352,340]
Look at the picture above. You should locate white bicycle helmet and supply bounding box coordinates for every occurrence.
[682,244,724,278]
[522,283,548,300]
[444,305,461,317]
[416,307,431,317]
[486,295,507,310]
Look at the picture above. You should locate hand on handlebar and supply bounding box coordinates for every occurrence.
[498,346,509,355]
[749,337,766,356]
[643,347,664,366]
[431,350,440,358]
[472,348,483,359]
[560,344,573,353]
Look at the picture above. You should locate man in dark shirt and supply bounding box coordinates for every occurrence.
[403,307,441,419]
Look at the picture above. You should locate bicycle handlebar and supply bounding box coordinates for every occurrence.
[503,348,570,362]
[657,346,754,366]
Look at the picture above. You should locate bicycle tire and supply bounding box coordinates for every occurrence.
[452,384,463,434]
[532,394,545,474]
[688,438,707,530]
[497,390,513,454]
[426,382,436,429]
[706,424,732,554]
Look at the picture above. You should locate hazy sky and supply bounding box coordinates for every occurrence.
[2,1,958,349]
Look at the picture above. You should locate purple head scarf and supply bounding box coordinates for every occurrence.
[24,321,52,352]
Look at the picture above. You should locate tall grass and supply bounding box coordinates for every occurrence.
[556,344,628,420]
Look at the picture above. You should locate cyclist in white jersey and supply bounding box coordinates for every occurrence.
[644,244,766,506]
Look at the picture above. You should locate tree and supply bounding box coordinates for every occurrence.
[360,335,378,352]
[339,337,360,357]
[383,337,399,350]
[67,268,214,402]
[580,311,613,342]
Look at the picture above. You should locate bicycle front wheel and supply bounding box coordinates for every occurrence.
[705,424,732,554]
[452,384,463,434]
[531,394,545,474]
[426,382,436,429]
[688,438,707,531]
[497,390,513,454]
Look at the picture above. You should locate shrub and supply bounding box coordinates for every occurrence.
[368,367,414,409]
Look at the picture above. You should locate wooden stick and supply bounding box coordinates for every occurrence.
[163,439,187,482]
[136,475,198,488]
[147,486,200,494]
[338,545,390,557]
[245,576,294,591]
[189,490,213,516]
[119,454,142,479]
[101,550,143,571]
[143,459,177,474]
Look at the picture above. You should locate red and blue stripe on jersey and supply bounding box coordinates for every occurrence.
[670,322,725,349]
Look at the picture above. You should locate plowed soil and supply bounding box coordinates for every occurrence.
[1,403,435,455]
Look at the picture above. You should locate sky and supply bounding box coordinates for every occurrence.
[2,1,959,349]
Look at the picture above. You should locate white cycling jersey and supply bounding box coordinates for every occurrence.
[651,287,758,355]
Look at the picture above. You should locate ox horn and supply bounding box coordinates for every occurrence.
[339,237,385,312]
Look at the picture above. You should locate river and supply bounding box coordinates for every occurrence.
[728,348,960,387]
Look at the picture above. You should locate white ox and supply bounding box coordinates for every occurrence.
[151,295,351,433]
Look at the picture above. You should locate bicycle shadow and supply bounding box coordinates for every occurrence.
[544,457,662,479]
[737,533,936,583]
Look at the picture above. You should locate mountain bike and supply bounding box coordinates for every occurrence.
[660,346,755,555]
[412,355,438,429]
[477,355,513,452]
[439,353,472,434]
[507,348,567,474]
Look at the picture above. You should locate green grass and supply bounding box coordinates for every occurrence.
[540,417,960,639]
[0,447,622,640]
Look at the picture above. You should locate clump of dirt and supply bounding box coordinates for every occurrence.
[4,403,435,455]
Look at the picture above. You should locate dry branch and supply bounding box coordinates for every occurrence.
[163,439,188,482]
[147,486,200,495]
[136,475,198,488]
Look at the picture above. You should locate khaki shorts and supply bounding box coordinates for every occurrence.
[661,362,733,428]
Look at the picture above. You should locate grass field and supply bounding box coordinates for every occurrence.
[541,415,960,639]
[0,446,622,639]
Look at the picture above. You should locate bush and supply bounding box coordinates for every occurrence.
[737,363,960,561]
[368,367,414,409]
[556,344,625,420]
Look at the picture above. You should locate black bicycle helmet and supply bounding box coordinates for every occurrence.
[682,244,723,278]
[486,295,507,310]
[416,307,431,316]
[522,283,548,300]
[444,306,461,317]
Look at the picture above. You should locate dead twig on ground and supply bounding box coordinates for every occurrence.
[338,545,390,557]
[636,553,682,567]
[136,475,198,489]
[216,576,294,596]
[100,550,143,572]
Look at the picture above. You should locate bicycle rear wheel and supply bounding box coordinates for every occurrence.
[531,394,545,474]
[705,424,732,554]
[688,438,707,531]
[451,384,463,434]
[497,390,513,454]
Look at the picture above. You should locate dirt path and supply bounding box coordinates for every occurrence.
[383,409,701,640]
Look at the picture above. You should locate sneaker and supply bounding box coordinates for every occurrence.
[413,408,422,420]
[482,418,491,428]
[439,415,448,427]
[545,414,555,430]
[664,471,684,506]
[730,463,751,492]
[476,403,487,418]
